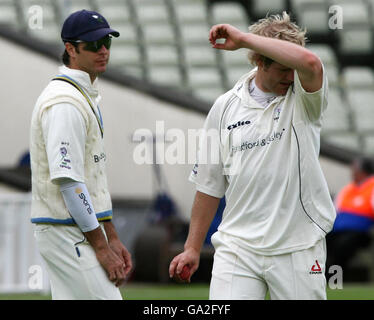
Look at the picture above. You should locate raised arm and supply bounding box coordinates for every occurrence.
[209,24,323,92]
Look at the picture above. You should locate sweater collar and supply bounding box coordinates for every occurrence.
[58,65,99,100]
[232,67,286,108]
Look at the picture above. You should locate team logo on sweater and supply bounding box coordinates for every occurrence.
[273,107,282,121]
[60,147,67,158]
[59,144,71,170]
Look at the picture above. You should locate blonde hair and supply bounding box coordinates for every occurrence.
[248,11,307,66]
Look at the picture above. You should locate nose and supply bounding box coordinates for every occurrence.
[97,44,109,54]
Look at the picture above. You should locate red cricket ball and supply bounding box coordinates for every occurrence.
[179,265,190,281]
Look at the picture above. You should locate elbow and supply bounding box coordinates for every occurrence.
[304,52,323,76]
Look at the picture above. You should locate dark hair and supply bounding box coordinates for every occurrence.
[356,157,374,175]
[62,41,80,66]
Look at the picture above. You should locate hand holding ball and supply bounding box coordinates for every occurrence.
[180,265,191,281]
[174,265,191,283]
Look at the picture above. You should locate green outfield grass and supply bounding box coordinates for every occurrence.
[0,283,374,300]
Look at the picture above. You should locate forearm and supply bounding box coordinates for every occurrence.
[103,221,133,275]
[239,33,320,74]
[184,191,221,253]
[103,221,120,242]
[84,226,110,252]
[84,224,129,286]
[58,179,112,252]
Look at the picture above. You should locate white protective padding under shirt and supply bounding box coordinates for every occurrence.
[60,179,100,233]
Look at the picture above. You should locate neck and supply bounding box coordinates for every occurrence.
[89,74,97,83]
[254,74,270,93]
[67,64,96,84]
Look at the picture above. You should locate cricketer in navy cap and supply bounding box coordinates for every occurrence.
[61,9,120,42]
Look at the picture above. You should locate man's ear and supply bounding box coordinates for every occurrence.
[254,53,264,70]
[65,42,78,59]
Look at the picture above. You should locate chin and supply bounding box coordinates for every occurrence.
[96,65,107,74]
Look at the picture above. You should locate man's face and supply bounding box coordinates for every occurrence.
[351,160,365,184]
[257,61,294,96]
[66,37,111,78]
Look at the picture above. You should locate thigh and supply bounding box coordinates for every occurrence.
[209,235,267,300]
[35,224,85,299]
[75,240,123,300]
[266,239,327,300]
[34,224,122,300]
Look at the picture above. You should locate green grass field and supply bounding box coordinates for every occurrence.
[0,283,374,300]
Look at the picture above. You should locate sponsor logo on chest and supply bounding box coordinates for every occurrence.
[227,120,251,131]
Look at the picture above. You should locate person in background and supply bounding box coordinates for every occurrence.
[326,157,374,272]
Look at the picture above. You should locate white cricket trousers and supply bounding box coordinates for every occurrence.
[34,224,123,300]
[209,233,327,300]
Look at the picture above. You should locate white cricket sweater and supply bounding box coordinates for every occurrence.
[190,66,336,255]
[30,66,112,225]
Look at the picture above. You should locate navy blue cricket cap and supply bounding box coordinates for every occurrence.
[61,10,120,42]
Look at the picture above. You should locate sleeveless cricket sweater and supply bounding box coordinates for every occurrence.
[30,66,112,225]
